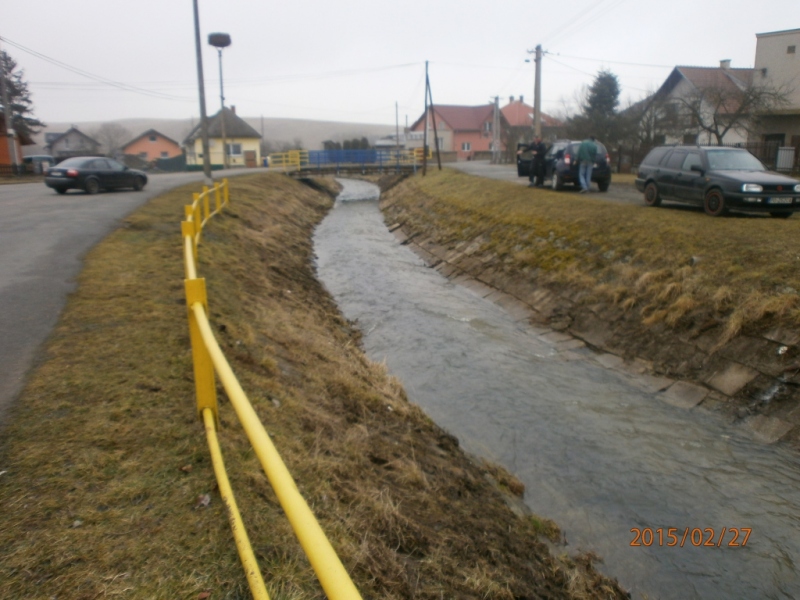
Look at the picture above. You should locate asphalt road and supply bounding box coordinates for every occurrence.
[447,160,644,204]
[0,168,266,427]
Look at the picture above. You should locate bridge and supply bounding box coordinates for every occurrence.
[267,148,430,176]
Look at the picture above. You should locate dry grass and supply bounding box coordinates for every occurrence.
[382,168,800,345]
[0,172,626,599]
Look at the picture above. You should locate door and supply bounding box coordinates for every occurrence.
[672,151,705,204]
[657,150,686,198]
[244,150,257,168]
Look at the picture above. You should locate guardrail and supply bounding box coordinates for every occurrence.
[268,148,429,172]
[181,179,363,600]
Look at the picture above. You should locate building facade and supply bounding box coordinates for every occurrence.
[121,129,182,162]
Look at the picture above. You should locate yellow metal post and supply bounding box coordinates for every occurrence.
[185,278,218,425]
[223,178,230,206]
[214,182,222,213]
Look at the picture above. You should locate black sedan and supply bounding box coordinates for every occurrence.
[45,157,148,195]
[635,146,800,217]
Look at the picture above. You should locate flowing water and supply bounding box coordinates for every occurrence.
[313,179,800,600]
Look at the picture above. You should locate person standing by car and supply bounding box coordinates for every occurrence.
[577,136,597,193]
[530,136,547,187]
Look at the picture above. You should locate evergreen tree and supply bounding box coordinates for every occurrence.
[1,50,44,141]
[567,70,626,144]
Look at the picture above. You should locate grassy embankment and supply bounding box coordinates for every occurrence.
[386,168,800,340]
[0,172,627,600]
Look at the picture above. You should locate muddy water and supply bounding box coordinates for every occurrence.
[313,179,800,600]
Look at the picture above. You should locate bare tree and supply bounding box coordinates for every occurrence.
[92,122,132,156]
[669,81,792,144]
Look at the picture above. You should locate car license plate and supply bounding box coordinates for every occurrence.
[769,197,793,204]
[50,172,63,177]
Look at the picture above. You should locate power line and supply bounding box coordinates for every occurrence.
[0,35,193,102]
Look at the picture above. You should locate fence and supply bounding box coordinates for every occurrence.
[181,179,363,600]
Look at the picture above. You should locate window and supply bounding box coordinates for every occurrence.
[139,152,148,159]
[226,143,242,156]
[642,147,671,166]
[682,152,703,172]
[484,122,492,132]
[160,151,169,158]
[788,45,796,54]
[461,142,471,151]
[149,135,157,142]
[666,150,687,169]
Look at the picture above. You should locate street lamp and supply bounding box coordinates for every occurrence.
[208,32,231,169]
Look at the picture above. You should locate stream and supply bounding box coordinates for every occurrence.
[312,179,800,600]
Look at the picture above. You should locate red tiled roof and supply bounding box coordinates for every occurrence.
[122,128,180,150]
[501,100,563,128]
[411,104,495,132]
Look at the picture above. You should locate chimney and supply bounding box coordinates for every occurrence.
[510,95,515,103]
[720,59,731,69]
[231,105,236,114]
[520,95,524,104]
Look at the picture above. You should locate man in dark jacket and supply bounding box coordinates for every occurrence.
[529,136,547,187]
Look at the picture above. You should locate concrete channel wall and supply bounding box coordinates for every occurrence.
[383,213,800,447]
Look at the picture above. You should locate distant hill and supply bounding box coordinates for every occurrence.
[25,116,396,155]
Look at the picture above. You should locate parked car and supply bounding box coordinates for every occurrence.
[44,156,148,195]
[22,155,55,174]
[635,146,800,217]
[518,139,612,192]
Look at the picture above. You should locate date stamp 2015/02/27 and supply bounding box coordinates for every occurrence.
[630,528,751,547]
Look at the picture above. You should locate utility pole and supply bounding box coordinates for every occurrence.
[395,101,400,170]
[192,0,212,183]
[423,61,428,176]
[530,44,543,138]
[425,63,442,172]
[534,45,542,138]
[491,96,500,164]
[0,41,19,174]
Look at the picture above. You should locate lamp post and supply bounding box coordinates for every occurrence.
[208,32,231,169]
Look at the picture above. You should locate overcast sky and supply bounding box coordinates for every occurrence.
[2,0,797,127]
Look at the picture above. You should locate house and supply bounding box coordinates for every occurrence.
[501,96,564,141]
[754,28,800,150]
[650,61,755,145]
[121,129,182,162]
[44,127,101,161]
[184,106,262,168]
[407,104,509,161]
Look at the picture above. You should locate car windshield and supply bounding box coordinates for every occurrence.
[706,150,765,171]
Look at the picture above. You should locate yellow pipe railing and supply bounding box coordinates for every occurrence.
[181,178,362,600]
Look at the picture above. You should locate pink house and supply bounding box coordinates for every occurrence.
[408,104,509,160]
[121,129,182,162]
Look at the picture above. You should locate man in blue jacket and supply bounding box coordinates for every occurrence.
[577,136,598,193]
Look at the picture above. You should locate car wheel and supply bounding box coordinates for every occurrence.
[597,178,610,192]
[84,178,100,195]
[770,212,792,219]
[132,176,145,191]
[643,182,661,207]
[704,189,727,217]
[551,172,563,191]
[55,188,67,195]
